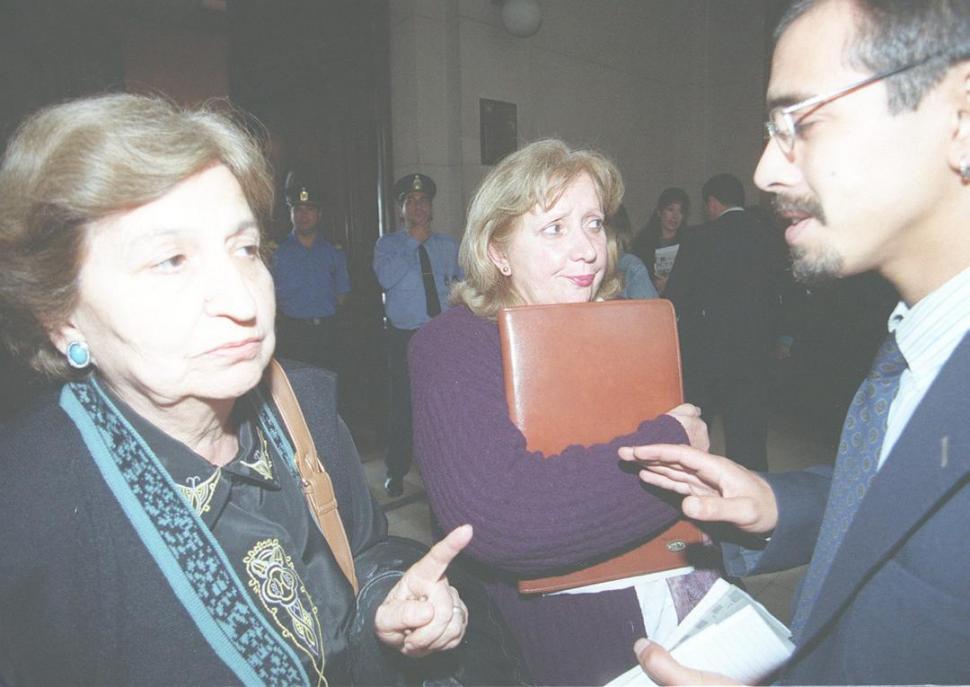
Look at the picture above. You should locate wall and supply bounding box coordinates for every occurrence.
[122,19,228,105]
[389,0,772,237]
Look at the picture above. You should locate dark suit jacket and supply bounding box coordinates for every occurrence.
[724,334,970,684]
[665,208,775,373]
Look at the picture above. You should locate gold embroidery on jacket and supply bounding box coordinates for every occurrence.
[175,469,221,516]
[241,427,274,481]
[245,538,326,685]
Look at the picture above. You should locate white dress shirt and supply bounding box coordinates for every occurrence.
[880,266,970,467]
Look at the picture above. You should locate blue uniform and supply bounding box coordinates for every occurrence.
[272,233,350,319]
[373,228,461,485]
[373,230,461,330]
[271,233,350,371]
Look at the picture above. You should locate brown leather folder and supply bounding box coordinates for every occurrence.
[498,299,706,594]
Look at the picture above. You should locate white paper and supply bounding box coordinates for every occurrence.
[605,580,794,687]
[671,605,793,684]
[550,566,694,596]
[633,579,680,646]
[654,245,679,278]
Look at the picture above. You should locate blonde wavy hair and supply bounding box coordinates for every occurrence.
[0,93,273,380]
[451,139,624,319]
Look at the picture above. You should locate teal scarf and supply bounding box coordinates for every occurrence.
[60,376,312,687]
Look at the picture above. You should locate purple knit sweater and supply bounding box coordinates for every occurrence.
[410,305,690,686]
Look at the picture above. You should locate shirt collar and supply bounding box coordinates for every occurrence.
[887,266,970,382]
[285,231,324,251]
[399,226,435,238]
[101,384,280,490]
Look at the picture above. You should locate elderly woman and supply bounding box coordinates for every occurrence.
[0,94,482,686]
[409,140,717,686]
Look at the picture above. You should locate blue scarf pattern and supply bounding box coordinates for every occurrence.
[60,377,311,687]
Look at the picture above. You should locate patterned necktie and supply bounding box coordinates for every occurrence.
[418,243,441,317]
[789,332,907,638]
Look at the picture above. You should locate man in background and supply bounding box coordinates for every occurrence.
[665,173,774,471]
[272,171,350,371]
[373,174,461,496]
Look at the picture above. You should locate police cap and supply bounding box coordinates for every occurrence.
[284,170,321,207]
[394,173,436,204]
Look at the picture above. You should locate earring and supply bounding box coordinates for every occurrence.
[501,265,511,275]
[66,341,91,369]
[961,157,970,184]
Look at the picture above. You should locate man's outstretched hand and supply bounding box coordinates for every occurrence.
[618,443,778,534]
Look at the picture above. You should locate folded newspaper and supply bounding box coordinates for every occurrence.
[607,578,795,686]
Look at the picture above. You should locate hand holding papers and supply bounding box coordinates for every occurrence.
[608,579,794,686]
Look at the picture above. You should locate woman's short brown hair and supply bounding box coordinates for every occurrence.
[0,93,273,380]
[451,139,624,319]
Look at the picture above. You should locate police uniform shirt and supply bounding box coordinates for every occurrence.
[272,233,351,320]
[373,229,461,330]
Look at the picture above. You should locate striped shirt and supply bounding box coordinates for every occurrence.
[881,266,970,467]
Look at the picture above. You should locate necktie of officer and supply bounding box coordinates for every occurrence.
[418,243,441,317]
[789,332,907,638]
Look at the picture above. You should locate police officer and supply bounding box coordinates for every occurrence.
[374,174,461,496]
[272,170,350,371]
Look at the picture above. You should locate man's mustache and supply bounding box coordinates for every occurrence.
[772,194,826,225]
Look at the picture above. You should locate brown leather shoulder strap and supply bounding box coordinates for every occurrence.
[267,359,358,594]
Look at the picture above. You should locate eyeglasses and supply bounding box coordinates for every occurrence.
[764,55,936,157]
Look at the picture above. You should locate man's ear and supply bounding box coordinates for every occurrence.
[705,196,719,219]
[946,62,970,175]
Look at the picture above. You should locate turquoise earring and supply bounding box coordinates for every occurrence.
[66,341,91,369]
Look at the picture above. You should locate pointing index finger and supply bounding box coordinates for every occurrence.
[405,524,473,585]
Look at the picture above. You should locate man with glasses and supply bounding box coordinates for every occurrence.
[625,0,970,683]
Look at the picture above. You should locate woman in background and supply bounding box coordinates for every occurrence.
[610,203,658,299]
[632,187,689,295]
[410,139,718,686]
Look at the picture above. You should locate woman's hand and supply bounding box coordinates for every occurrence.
[665,403,710,452]
[374,524,473,657]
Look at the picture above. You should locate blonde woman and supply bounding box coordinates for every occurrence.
[410,140,718,686]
